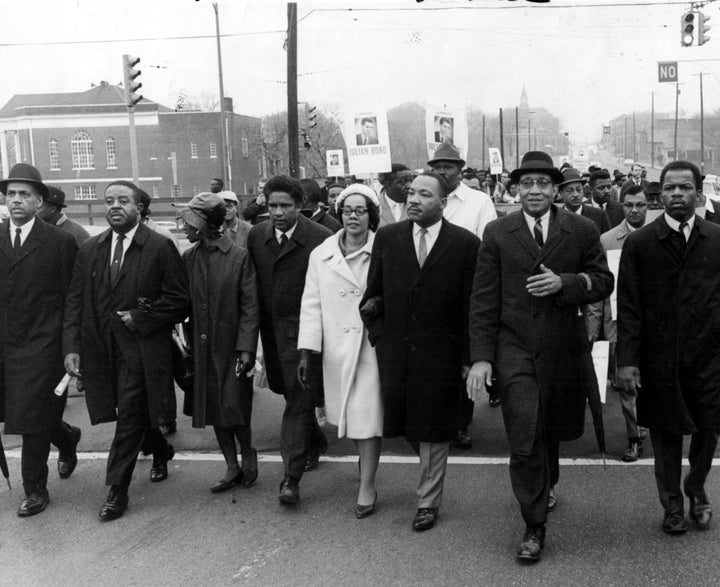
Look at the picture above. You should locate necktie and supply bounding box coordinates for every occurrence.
[110,233,125,284]
[534,218,544,248]
[418,228,428,268]
[279,233,288,250]
[679,222,689,243]
[13,227,21,250]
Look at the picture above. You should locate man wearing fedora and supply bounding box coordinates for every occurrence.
[467,151,613,562]
[557,167,610,234]
[0,163,80,517]
[428,142,496,449]
[37,186,90,246]
[63,180,188,521]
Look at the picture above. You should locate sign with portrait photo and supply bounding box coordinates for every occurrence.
[326,149,344,177]
[425,106,468,163]
[343,108,391,175]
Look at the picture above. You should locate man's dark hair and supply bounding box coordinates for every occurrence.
[438,117,452,127]
[624,184,646,198]
[360,117,374,126]
[212,177,224,188]
[299,178,323,206]
[380,163,410,186]
[137,188,152,217]
[417,171,450,199]
[105,180,141,202]
[588,170,611,187]
[659,160,702,191]
[263,175,304,204]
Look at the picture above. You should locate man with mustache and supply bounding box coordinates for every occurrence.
[558,167,609,234]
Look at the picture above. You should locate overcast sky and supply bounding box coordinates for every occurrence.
[2,0,719,143]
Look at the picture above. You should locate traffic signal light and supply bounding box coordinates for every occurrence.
[308,106,318,129]
[681,10,695,47]
[301,130,312,150]
[122,54,143,107]
[698,12,711,45]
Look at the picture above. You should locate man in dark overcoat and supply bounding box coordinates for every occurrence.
[617,160,720,535]
[360,172,479,532]
[63,180,188,521]
[0,164,80,517]
[467,151,614,562]
[246,175,332,505]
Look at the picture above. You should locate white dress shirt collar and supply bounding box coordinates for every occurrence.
[664,213,694,240]
[9,215,36,246]
[275,220,298,244]
[522,208,551,242]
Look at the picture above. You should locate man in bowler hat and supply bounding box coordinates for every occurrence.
[0,163,80,517]
[467,151,613,562]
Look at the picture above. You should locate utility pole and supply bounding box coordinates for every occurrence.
[482,115,486,170]
[692,72,707,173]
[287,2,299,178]
[527,118,531,152]
[632,111,637,162]
[673,82,679,161]
[623,115,627,160]
[515,106,520,168]
[213,3,229,189]
[499,108,505,164]
[650,91,656,168]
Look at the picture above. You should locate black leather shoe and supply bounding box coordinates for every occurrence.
[488,392,501,407]
[304,451,321,472]
[688,494,712,529]
[412,507,438,531]
[150,444,175,483]
[241,448,258,487]
[547,486,557,512]
[17,490,50,517]
[662,511,688,535]
[454,430,472,449]
[279,477,300,506]
[99,489,129,522]
[517,524,546,562]
[210,473,243,494]
[355,492,377,519]
[58,425,82,480]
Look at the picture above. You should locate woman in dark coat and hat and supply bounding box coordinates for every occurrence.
[180,193,261,492]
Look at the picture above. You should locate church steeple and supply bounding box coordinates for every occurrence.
[520,86,528,110]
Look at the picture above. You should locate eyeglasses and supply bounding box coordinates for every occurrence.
[519,178,553,189]
[622,202,648,210]
[661,183,696,193]
[341,207,368,217]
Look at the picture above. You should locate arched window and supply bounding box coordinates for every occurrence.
[71,131,94,169]
[106,137,117,169]
[241,132,249,158]
[48,139,60,170]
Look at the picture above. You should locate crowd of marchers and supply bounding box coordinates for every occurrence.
[1,144,718,565]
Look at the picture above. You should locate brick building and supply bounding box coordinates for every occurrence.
[0,82,263,215]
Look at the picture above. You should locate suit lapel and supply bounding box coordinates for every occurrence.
[507,211,540,260]
[0,221,14,263]
[10,218,45,269]
[417,219,452,280]
[397,221,418,274]
[537,207,568,266]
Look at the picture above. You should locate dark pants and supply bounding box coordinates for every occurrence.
[281,379,326,481]
[650,428,719,514]
[508,409,559,527]
[21,421,76,495]
[458,393,474,432]
[106,354,169,490]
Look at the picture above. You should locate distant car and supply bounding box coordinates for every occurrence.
[623,158,634,166]
[703,174,720,203]
[153,220,178,230]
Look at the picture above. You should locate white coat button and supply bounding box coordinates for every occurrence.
[353,324,360,331]
[200,334,207,341]
[343,325,349,332]
[339,289,346,296]
[353,289,360,296]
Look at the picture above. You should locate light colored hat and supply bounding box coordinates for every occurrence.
[179,192,226,231]
[335,183,380,211]
[218,190,238,204]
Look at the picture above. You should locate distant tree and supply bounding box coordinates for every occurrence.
[387,102,427,169]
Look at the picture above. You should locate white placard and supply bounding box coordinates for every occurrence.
[425,106,468,163]
[343,109,391,175]
[606,249,621,320]
[488,148,503,175]
[591,341,610,404]
[326,149,344,177]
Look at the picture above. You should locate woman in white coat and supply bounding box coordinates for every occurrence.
[298,183,383,519]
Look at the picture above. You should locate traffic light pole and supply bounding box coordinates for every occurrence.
[287,3,299,179]
[213,3,229,190]
[128,106,139,183]
[692,72,706,172]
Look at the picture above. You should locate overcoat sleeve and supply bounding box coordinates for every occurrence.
[298,247,323,353]
[615,233,642,368]
[235,251,260,354]
[469,221,502,363]
[461,233,481,364]
[360,226,387,346]
[63,242,88,356]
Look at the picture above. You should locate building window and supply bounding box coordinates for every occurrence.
[152,185,159,198]
[209,141,217,158]
[106,137,117,169]
[49,139,60,170]
[71,131,94,170]
[241,132,249,158]
[190,143,198,159]
[171,184,181,198]
[74,185,96,201]
[193,185,199,196]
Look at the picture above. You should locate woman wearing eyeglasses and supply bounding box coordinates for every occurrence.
[297,183,383,519]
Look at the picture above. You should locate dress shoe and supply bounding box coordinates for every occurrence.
[159,419,177,436]
[99,489,129,522]
[412,507,438,531]
[241,447,258,487]
[517,524,546,562]
[454,430,472,449]
[304,451,321,471]
[355,492,377,519]
[688,493,712,529]
[210,473,243,494]
[58,425,82,479]
[17,490,50,517]
[150,444,175,483]
[621,441,643,462]
[488,392,501,407]
[279,477,300,506]
[547,486,558,512]
[662,511,688,535]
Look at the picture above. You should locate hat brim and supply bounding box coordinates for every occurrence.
[557,178,587,189]
[510,166,564,185]
[0,178,49,199]
[179,207,205,231]
[427,156,466,168]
